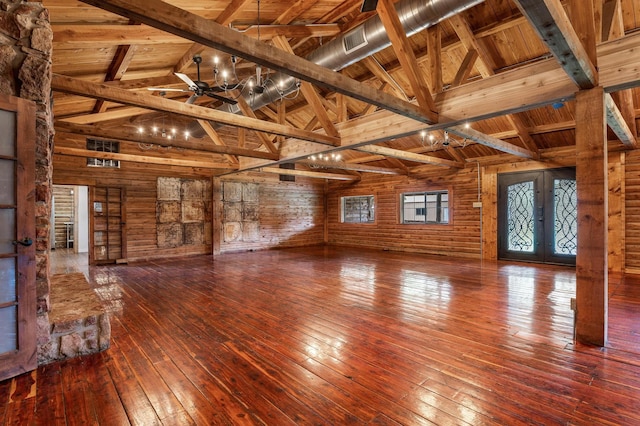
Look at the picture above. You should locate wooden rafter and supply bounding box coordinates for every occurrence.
[361,57,406,99]
[513,0,598,88]
[355,145,463,168]
[376,0,438,122]
[451,49,478,87]
[299,159,406,175]
[426,25,443,93]
[271,36,340,139]
[234,96,280,153]
[52,73,339,146]
[259,167,360,181]
[197,120,239,164]
[80,0,437,125]
[274,0,320,24]
[449,13,537,154]
[446,125,536,159]
[605,94,638,148]
[54,122,279,160]
[92,44,138,113]
[54,146,236,170]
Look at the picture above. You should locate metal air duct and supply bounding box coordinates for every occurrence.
[194,0,485,136]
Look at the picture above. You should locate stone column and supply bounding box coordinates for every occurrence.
[0,1,54,362]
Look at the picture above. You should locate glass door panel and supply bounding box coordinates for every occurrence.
[499,168,576,265]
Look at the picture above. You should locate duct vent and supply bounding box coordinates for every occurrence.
[343,28,368,53]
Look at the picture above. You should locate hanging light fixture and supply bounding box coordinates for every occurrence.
[209,0,301,104]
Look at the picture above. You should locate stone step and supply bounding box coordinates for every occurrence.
[40,273,111,364]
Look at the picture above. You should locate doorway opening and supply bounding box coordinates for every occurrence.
[498,168,576,266]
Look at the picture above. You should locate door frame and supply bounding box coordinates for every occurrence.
[498,167,576,265]
[0,94,37,381]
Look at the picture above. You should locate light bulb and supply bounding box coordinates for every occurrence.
[138,126,144,134]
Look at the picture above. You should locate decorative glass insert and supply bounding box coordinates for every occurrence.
[341,195,375,223]
[553,179,577,255]
[402,191,449,224]
[86,139,120,168]
[0,109,16,157]
[0,306,17,354]
[507,181,535,252]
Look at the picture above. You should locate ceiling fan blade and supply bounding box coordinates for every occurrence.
[205,92,238,105]
[175,72,197,89]
[147,87,190,92]
[185,94,199,104]
[360,0,377,12]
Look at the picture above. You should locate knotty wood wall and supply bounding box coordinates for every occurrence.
[53,138,219,261]
[327,167,482,258]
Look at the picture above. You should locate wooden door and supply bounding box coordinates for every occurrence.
[0,95,36,381]
[90,187,126,264]
[498,168,576,265]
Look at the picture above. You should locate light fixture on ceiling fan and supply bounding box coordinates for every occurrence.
[147,55,238,105]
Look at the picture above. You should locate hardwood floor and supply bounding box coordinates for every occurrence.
[2,247,640,425]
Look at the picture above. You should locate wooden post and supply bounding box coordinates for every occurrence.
[575,86,608,346]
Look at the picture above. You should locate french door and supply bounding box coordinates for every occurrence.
[90,187,126,264]
[0,95,36,381]
[498,168,576,265]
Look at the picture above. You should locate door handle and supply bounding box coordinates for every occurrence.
[13,237,33,247]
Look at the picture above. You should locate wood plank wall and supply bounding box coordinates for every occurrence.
[624,150,640,272]
[53,149,218,262]
[327,167,482,258]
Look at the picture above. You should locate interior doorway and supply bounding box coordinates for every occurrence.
[52,185,89,254]
[498,168,577,265]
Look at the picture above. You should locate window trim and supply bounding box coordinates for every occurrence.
[400,189,451,225]
[340,194,376,224]
[86,138,121,168]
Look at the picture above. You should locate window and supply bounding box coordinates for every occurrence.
[86,139,120,168]
[341,195,375,223]
[401,191,449,224]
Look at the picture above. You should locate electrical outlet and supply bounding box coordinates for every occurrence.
[472,202,482,208]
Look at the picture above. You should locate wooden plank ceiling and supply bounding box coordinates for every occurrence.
[47,0,640,179]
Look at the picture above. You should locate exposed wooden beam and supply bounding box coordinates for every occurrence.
[355,145,463,168]
[54,146,236,170]
[448,14,496,78]
[197,120,239,164]
[52,73,339,146]
[93,44,138,114]
[79,0,436,125]
[505,114,539,152]
[274,0,320,24]
[451,49,478,87]
[376,0,438,121]
[601,0,622,42]
[513,0,598,88]
[233,24,341,39]
[271,36,340,139]
[59,106,153,124]
[234,95,280,153]
[233,31,640,173]
[426,25,443,93]
[299,159,406,175]
[361,57,405,99]
[446,125,537,159]
[54,122,280,161]
[259,167,360,181]
[605,93,638,148]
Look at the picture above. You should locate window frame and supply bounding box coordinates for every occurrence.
[340,194,376,224]
[400,190,450,225]
[86,138,120,168]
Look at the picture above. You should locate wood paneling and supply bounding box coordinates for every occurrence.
[53,152,215,262]
[327,168,482,258]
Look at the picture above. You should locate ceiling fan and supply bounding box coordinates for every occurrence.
[148,55,238,105]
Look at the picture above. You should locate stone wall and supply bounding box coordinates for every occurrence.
[0,1,54,362]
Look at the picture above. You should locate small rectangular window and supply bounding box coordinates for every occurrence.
[86,139,120,168]
[341,195,375,223]
[401,191,448,224]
